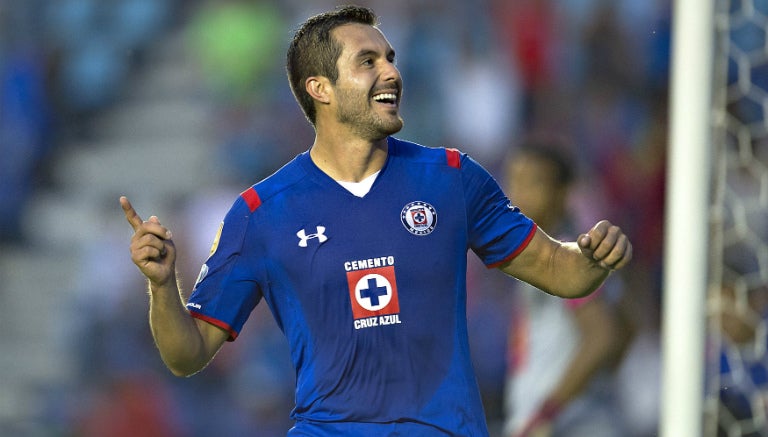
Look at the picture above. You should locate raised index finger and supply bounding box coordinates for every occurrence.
[120,196,143,231]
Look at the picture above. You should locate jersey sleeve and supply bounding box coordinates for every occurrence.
[460,153,537,268]
[186,195,264,341]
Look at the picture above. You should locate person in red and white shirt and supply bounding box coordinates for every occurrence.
[502,139,633,437]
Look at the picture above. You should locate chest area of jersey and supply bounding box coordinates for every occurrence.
[278,188,463,261]
[258,186,465,331]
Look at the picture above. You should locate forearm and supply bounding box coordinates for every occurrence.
[516,336,611,436]
[519,301,620,436]
[545,320,613,407]
[500,228,616,299]
[148,278,211,376]
[121,197,222,376]
[547,242,610,298]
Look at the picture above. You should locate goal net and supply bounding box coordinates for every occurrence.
[705,0,768,435]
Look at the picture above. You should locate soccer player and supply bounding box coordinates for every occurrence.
[120,5,632,436]
[501,139,632,437]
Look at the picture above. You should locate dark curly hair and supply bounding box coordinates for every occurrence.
[286,5,378,126]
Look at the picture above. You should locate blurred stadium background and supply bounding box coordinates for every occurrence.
[0,0,763,436]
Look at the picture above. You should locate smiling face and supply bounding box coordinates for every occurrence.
[329,23,404,140]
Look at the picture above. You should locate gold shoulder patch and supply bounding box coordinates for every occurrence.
[209,222,224,257]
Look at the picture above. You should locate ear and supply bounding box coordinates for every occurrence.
[306,76,332,105]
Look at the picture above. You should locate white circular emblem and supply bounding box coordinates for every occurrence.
[401,201,437,236]
[355,274,393,311]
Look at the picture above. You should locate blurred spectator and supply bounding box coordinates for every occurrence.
[186,0,286,106]
[394,0,457,147]
[441,39,521,166]
[76,372,184,437]
[0,13,54,244]
[501,137,632,437]
[185,0,307,187]
[0,2,54,244]
[581,1,641,97]
[42,0,171,137]
[491,0,560,128]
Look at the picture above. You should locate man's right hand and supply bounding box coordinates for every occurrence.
[120,196,176,287]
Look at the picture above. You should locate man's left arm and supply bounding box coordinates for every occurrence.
[499,220,632,299]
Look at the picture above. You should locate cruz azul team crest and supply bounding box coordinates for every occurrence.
[345,256,402,330]
[400,201,437,236]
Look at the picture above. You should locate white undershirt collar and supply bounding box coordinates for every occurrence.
[336,170,380,197]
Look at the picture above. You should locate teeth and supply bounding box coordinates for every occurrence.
[373,93,397,102]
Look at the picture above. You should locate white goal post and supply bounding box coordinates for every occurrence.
[660,0,715,435]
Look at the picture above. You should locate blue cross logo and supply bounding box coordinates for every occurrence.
[359,277,389,307]
[413,210,426,224]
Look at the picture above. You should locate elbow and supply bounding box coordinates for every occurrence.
[162,356,207,378]
[167,364,204,378]
[540,264,610,299]
[168,367,197,378]
[566,270,611,299]
[559,281,602,299]
[566,287,597,300]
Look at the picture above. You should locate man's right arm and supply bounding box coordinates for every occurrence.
[148,280,229,376]
[121,196,228,376]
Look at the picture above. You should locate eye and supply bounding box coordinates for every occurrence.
[361,58,373,66]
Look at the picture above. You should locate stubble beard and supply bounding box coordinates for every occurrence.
[336,88,404,140]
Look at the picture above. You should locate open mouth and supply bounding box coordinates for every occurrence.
[372,92,398,106]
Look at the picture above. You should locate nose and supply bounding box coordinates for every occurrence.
[381,60,401,83]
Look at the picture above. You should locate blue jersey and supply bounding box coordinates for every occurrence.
[187,137,536,436]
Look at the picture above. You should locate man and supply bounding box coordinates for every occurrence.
[501,139,631,437]
[121,6,632,436]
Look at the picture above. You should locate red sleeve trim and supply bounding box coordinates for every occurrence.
[486,223,538,269]
[446,148,461,169]
[190,311,239,341]
[240,187,262,212]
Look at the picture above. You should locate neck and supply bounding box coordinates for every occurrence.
[310,129,389,182]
